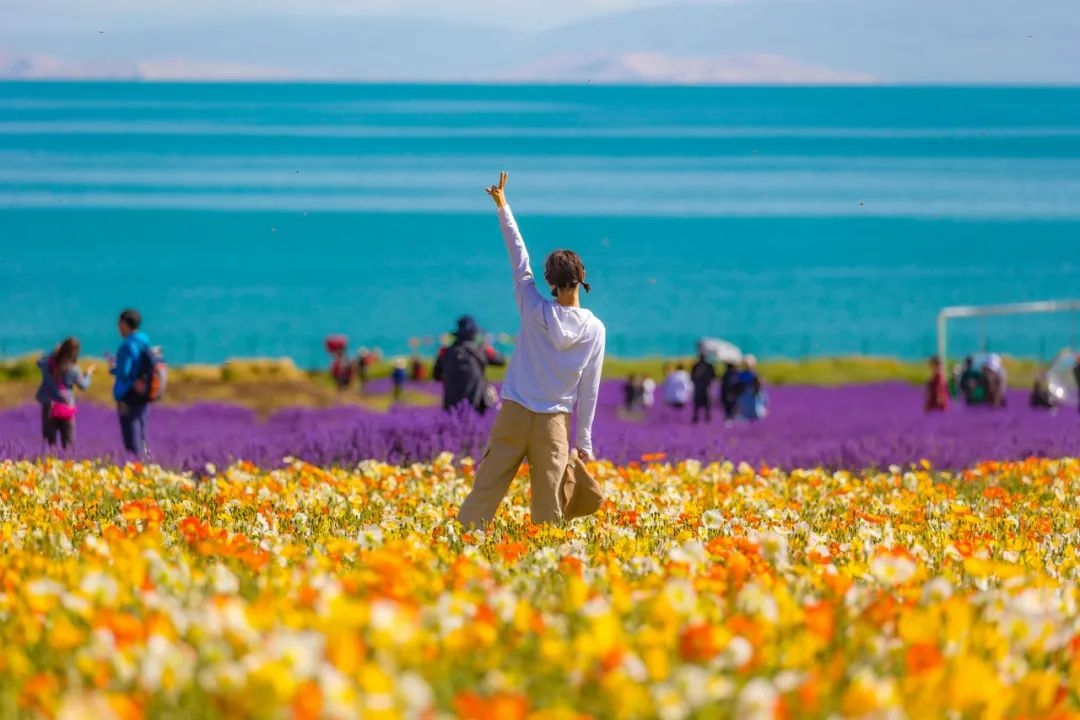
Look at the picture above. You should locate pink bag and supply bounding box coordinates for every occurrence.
[49,359,78,421]
[50,402,77,421]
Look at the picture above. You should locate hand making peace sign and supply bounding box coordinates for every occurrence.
[486,171,508,208]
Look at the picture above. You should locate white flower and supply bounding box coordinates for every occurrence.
[724,636,754,668]
[737,582,779,622]
[622,653,648,682]
[701,509,725,530]
[870,553,917,586]
[652,683,689,720]
[57,692,117,720]
[922,577,953,603]
[398,672,433,716]
[736,678,777,720]
[211,563,240,595]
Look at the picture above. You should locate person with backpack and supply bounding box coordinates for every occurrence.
[457,172,606,529]
[35,337,94,450]
[110,308,157,457]
[432,315,506,414]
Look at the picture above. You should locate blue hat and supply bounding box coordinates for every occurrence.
[454,316,478,341]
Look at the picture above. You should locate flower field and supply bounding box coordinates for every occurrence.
[2,455,1080,719]
[2,383,1079,471]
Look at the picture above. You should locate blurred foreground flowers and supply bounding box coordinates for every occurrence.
[2,455,1079,718]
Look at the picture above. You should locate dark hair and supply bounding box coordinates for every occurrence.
[544,250,590,298]
[119,308,141,331]
[55,337,80,366]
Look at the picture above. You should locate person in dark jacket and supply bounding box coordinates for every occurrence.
[110,308,152,457]
[1030,375,1056,410]
[432,316,506,414]
[36,337,94,449]
[690,353,716,424]
[959,356,985,405]
[719,362,741,420]
[1073,356,1080,414]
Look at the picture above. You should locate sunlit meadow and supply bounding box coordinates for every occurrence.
[1,454,1079,719]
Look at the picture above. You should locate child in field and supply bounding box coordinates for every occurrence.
[457,172,606,528]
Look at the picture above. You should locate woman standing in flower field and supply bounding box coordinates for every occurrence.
[35,337,94,449]
[457,172,606,528]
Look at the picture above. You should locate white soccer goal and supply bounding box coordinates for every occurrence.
[936,299,1080,362]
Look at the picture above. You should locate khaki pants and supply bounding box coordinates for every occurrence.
[457,401,569,528]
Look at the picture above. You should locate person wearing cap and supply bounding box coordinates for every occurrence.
[432,315,506,414]
[457,172,606,529]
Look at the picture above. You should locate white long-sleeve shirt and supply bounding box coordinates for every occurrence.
[497,204,606,457]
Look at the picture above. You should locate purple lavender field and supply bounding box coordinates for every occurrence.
[1,382,1077,471]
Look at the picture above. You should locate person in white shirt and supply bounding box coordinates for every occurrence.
[663,363,693,408]
[641,376,656,409]
[457,172,606,528]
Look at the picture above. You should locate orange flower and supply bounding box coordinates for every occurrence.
[495,541,527,564]
[98,611,144,648]
[905,642,944,675]
[678,623,719,663]
[803,602,835,642]
[292,680,323,720]
[454,691,529,720]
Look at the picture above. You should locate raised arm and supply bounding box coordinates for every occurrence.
[575,328,606,460]
[487,172,545,321]
[70,367,92,391]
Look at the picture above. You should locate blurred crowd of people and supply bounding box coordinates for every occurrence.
[325,315,506,409]
[621,353,767,425]
[926,350,1080,415]
[925,353,1008,412]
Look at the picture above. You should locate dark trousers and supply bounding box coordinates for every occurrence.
[692,398,711,424]
[118,401,149,457]
[41,403,74,449]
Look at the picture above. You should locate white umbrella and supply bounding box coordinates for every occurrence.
[698,338,743,364]
[1047,348,1077,404]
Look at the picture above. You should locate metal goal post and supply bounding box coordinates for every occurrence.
[937,299,1080,364]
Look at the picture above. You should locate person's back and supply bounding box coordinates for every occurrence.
[458,172,606,529]
[439,341,491,412]
[736,379,767,421]
[433,316,505,414]
[664,367,692,407]
[1073,357,1080,413]
[720,363,741,417]
[623,374,637,411]
[691,358,715,395]
[641,377,656,409]
[690,356,715,423]
[1031,378,1055,409]
[925,357,948,412]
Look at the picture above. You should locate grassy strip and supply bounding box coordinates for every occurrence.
[2,352,1048,388]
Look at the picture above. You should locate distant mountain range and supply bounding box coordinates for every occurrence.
[1,0,1077,84]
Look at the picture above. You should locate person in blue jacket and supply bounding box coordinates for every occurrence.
[110,308,151,457]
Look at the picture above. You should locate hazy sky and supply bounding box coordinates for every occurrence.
[3,0,722,31]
